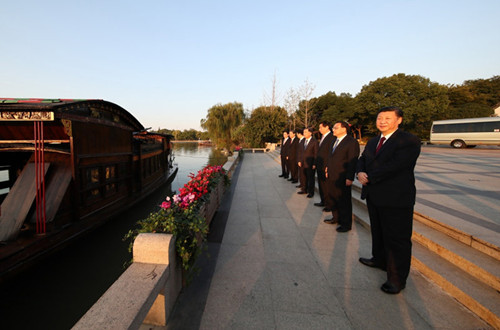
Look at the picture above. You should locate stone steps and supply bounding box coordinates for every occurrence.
[269,148,500,327]
[352,182,500,329]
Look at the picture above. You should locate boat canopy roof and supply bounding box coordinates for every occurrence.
[0,98,144,131]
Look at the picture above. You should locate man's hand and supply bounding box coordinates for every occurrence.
[357,172,369,185]
[325,167,328,178]
[346,179,353,186]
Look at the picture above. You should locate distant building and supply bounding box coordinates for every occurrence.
[494,103,500,117]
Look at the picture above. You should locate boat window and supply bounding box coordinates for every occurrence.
[105,183,116,192]
[105,165,116,179]
[0,167,10,201]
[87,168,99,184]
[83,167,101,200]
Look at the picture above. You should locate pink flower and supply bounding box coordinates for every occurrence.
[160,165,225,210]
[173,194,181,203]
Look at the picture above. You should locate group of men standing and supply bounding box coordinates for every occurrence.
[280,121,360,233]
[279,106,421,295]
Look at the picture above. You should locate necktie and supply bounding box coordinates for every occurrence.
[304,139,308,149]
[331,139,339,154]
[375,137,386,154]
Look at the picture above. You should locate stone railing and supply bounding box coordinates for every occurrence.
[72,233,181,329]
[242,147,269,153]
[223,154,239,179]
[199,179,224,227]
[73,153,240,329]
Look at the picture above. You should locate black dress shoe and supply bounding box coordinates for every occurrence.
[279,174,285,177]
[291,180,298,183]
[287,178,293,181]
[359,257,386,270]
[336,226,351,232]
[322,207,331,212]
[295,185,302,188]
[297,191,307,194]
[381,281,405,294]
[324,218,338,224]
[314,202,324,207]
[306,194,313,198]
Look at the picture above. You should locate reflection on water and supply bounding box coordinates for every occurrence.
[171,142,228,193]
[0,142,226,329]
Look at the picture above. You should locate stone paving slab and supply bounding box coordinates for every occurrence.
[166,153,490,330]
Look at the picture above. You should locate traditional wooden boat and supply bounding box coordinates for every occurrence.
[0,98,177,278]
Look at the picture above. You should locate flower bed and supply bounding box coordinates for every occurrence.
[200,179,224,226]
[125,165,228,276]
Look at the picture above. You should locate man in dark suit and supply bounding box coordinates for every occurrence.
[279,130,290,178]
[299,127,318,198]
[324,121,360,232]
[286,130,299,183]
[315,121,334,210]
[296,129,306,192]
[357,106,421,294]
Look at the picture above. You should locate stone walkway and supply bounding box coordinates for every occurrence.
[165,153,488,329]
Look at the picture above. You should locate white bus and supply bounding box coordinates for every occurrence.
[430,117,500,148]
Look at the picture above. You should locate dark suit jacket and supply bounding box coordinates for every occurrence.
[317,132,334,171]
[326,135,360,193]
[281,138,290,157]
[297,138,305,164]
[288,137,298,162]
[357,129,421,207]
[303,137,318,169]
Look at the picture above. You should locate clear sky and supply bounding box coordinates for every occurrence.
[2,0,499,130]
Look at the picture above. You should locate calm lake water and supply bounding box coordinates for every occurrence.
[0,142,226,329]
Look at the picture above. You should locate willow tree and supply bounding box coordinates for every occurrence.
[200,102,244,151]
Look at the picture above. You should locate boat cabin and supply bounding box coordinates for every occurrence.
[0,98,176,276]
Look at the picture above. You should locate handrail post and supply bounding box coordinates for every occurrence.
[133,233,182,326]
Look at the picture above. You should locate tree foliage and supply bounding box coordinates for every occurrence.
[244,106,288,147]
[446,75,499,119]
[355,73,449,139]
[461,75,500,107]
[200,102,244,150]
[196,74,498,147]
[154,128,209,140]
[317,92,361,137]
